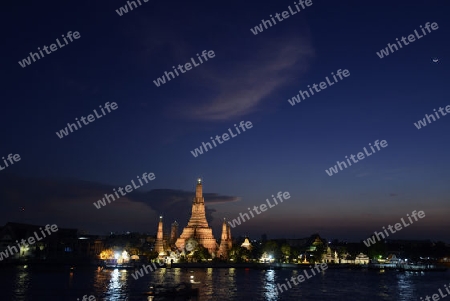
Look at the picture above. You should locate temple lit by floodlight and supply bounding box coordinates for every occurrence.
[175,179,220,255]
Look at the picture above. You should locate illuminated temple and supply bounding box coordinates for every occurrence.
[175,179,221,255]
[218,219,233,259]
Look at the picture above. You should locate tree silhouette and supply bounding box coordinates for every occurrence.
[281,244,291,262]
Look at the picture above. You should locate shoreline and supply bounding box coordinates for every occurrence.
[1,259,448,272]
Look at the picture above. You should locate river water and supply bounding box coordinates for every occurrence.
[1,265,449,300]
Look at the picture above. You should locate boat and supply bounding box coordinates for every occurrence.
[143,282,199,299]
[367,263,397,270]
[267,264,281,270]
[368,261,447,272]
[101,262,139,270]
[398,263,447,272]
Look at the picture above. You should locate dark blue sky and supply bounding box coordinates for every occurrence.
[1,0,449,242]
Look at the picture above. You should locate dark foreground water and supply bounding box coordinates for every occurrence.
[1,265,450,301]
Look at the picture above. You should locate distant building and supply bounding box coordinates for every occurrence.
[0,222,103,261]
[355,253,369,264]
[241,237,252,251]
[325,247,338,263]
[285,234,327,250]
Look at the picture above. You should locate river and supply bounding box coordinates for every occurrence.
[0,265,449,300]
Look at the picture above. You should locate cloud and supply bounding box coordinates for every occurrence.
[390,193,398,197]
[203,193,241,205]
[109,2,314,122]
[179,35,314,121]
[131,189,239,226]
[0,173,237,235]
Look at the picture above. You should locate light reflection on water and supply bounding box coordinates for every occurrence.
[14,266,31,301]
[263,269,278,301]
[0,266,448,300]
[107,269,122,300]
[202,268,213,298]
[396,272,416,300]
[94,268,131,301]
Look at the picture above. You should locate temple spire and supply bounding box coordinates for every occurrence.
[155,215,165,254]
[175,179,218,255]
[218,218,232,259]
[195,178,203,200]
[221,219,228,240]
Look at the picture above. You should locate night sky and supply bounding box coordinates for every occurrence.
[1,0,449,242]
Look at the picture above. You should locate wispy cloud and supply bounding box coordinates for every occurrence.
[112,3,315,122]
[179,36,314,121]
